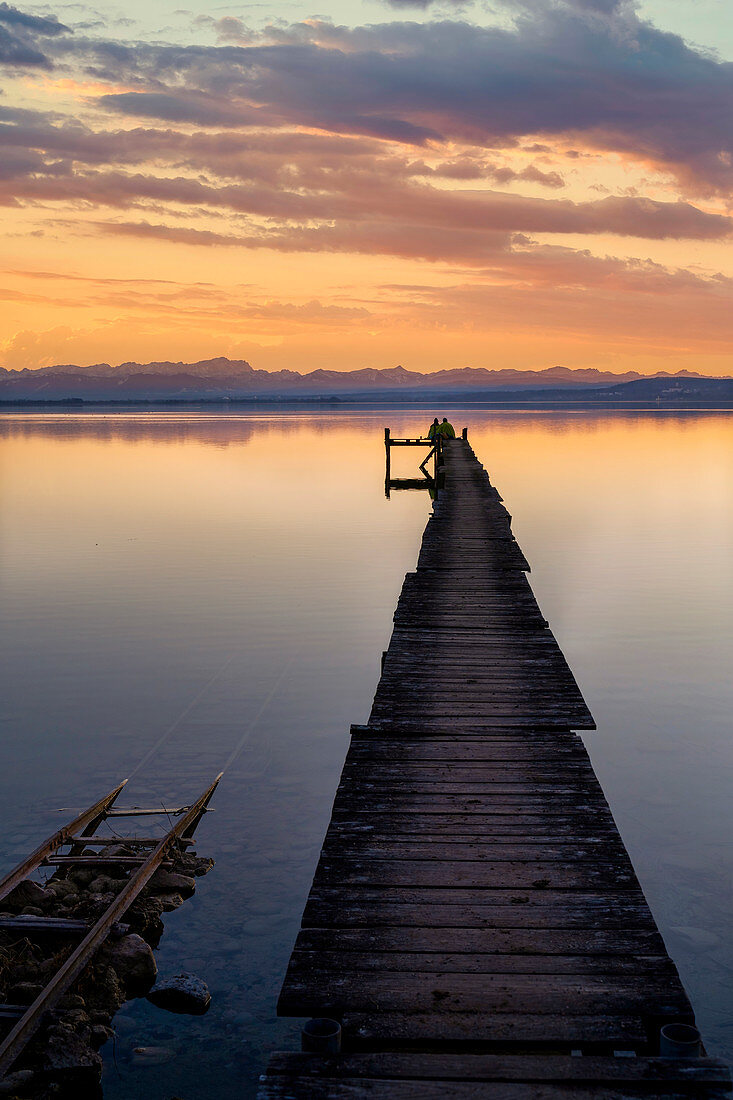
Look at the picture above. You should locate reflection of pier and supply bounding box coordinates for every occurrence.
[259,438,731,1100]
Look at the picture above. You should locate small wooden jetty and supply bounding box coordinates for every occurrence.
[259,437,730,1098]
[383,427,446,495]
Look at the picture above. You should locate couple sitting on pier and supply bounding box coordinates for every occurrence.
[428,417,456,440]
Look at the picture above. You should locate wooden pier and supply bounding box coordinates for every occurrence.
[259,438,730,1098]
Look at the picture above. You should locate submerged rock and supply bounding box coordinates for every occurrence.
[671,924,721,950]
[147,973,211,1015]
[131,1045,175,1066]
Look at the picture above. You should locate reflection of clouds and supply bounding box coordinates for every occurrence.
[0,412,264,446]
[0,406,711,452]
[462,408,711,435]
[0,408,387,445]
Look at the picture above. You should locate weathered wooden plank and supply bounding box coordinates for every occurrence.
[302,899,658,931]
[305,883,648,905]
[366,717,594,730]
[349,727,578,740]
[312,858,636,889]
[259,1077,711,1098]
[327,812,619,830]
[371,693,591,706]
[318,840,630,864]
[345,754,589,768]
[375,681,579,692]
[42,855,175,866]
[339,764,600,781]
[334,780,608,797]
[372,686,577,698]
[278,971,691,1016]
[346,742,587,761]
[338,1007,647,1042]
[0,916,128,936]
[264,1052,731,1086]
[375,676,580,688]
[330,798,614,816]
[327,821,621,839]
[289,927,668,957]
[370,699,594,713]
[284,949,677,977]
[331,792,612,811]
[328,807,615,824]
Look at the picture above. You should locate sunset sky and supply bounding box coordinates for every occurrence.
[1,0,732,375]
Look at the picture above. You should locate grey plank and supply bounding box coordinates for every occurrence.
[289,927,668,956]
[264,1053,731,1086]
[259,1080,711,1099]
[284,949,677,976]
[278,971,691,1016]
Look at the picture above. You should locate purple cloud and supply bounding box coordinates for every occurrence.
[0,3,68,35]
[4,1,731,190]
[46,4,727,193]
[0,2,68,67]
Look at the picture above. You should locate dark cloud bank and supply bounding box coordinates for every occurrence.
[0,0,731,193]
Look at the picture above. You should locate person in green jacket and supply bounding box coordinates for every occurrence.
[439,417,456,438]
[427,418,440,440]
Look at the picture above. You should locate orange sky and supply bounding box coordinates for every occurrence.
[1,0,732,375]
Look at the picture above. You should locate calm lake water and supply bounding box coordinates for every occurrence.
[1,408,732,1097]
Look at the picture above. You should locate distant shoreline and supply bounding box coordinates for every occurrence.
[2,397,733,411]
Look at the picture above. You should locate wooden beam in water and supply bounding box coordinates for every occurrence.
[0,773,221,1079]
[0,780,128,905]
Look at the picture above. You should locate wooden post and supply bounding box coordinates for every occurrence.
[462,427,468,440]
[384,427,391,496]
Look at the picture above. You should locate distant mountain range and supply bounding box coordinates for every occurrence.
[0,358,717,401]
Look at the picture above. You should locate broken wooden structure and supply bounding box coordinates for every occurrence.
[258,436,730,1098]
[0,774,220,1088]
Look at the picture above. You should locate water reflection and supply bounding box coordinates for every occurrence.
[1,408,731,1096]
